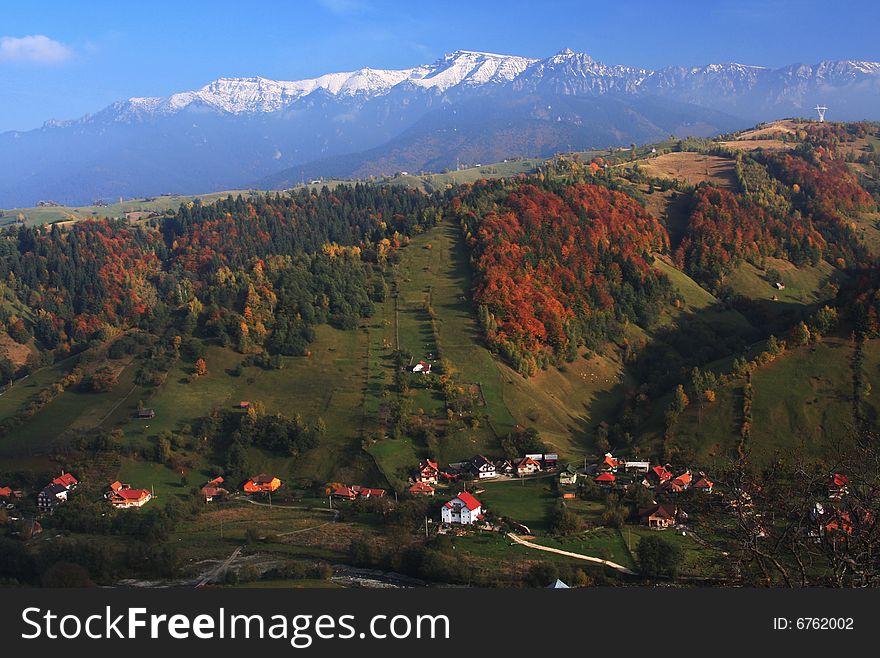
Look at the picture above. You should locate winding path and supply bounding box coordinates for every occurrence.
[506,532,638,575]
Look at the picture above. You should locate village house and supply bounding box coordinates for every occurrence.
[661,471,693,494]
[37,472,79,513]
[331,485,358,500]
[645,465,673,488]
[597,453,620,473]
[136,408,156,419]
[414,459,440,484]
[351,485,386,498]
[412,361,432,374]
[516,456,542,477]
[408,481,435,496]
[52,472,78,490]
[639,503,680,529]
[201,477,228,503]
[624,460,651,475]
[693,475,714,493]
[542,453,558,469]
[110,488,153,509]
[441,492,483,525]
[559,465,579,486]
[469,454,497,480]
[104,481,124,499]
[595,472,616,487]
[37,483,69,513]
[494,459,515,476]
[243,474,282,493]
[0,485,13,499]
[332,484,386,500]
[829,473,849,500]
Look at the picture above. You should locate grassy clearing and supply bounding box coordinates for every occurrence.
[115,458,210,508]
[676,337,880,466]
[478,478,556,534]
[639,152,737,189]
[725,257,836,305]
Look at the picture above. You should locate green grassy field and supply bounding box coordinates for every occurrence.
[725,257,836,306]
[674,337,880,466]
[478,478,556,534]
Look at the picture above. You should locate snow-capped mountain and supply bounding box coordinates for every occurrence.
[1,48,879,207]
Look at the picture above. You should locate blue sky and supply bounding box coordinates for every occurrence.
[1,0,878,132]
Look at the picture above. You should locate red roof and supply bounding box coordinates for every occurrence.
[832,473,849,488]
[351,485,386,497]
[517,457,541,468]
[694,477,713,489]
[595,472,616,483]
[409,481,435,494]
[446,491,481,511]
[113,488,150,501]
[650,465,672,482]
[109,481,123,492]
[332,485,356,498]
[52,473,78,488]
[0,486,12,498]
[600,454,619,469]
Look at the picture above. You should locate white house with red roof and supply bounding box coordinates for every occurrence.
[516,456,542,477]
[441,492,483,524]
[109,487,152,509]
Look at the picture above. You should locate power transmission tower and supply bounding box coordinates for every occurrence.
[815,105,828,122]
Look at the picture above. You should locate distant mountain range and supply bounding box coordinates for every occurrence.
[2,48,879,207]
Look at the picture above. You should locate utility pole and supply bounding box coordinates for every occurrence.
[815,104,828,123]
[425,516,429,538]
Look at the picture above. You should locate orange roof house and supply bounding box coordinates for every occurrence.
[516,456,542,477]
[202,477,228,502]
[332,484,387,499]
[351,485,386,498]
[243,474,282,493]
[110,488,152,509]
[598,453,620,472]
[409,481,435,496]
[52,472,78,489]
[331,485,357,500]
[646,465,673,487]
[0,486,12,498]
[415,459,440,484]
[661,471,693,494]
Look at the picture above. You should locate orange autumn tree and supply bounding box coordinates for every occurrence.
[454,178,671,376]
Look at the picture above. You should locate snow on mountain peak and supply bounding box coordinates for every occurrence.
[116,49,880,120]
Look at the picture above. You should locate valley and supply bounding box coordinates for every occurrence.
[1,117,880,589]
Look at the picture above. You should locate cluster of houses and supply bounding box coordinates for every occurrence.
[37,472,79,514]
[590,453,716,530]
[447,453,560,481]
[331,484,387,500]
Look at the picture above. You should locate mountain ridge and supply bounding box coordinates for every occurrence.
[2,48,879,207]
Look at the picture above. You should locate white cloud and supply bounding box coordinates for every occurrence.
[0,35,72,64]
